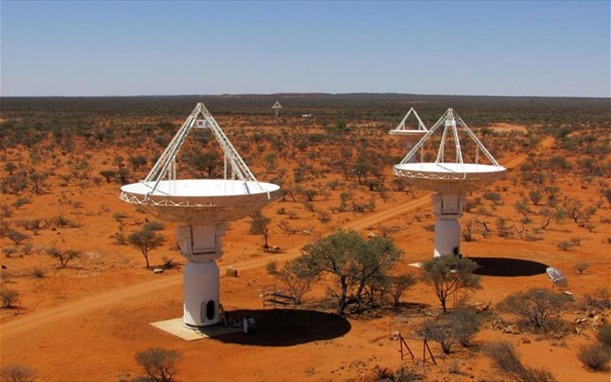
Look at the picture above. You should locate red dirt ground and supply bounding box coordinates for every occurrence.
[1,129,609,382]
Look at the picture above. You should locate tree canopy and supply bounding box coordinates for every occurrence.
[128,223,166,268]
[299,229,403,315]
[421,256,480,313]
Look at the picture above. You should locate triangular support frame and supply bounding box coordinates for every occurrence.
[398,108,501,169]
[143,102,264,196]
[391,107,428,133]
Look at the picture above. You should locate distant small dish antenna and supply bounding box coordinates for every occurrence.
[272,101,283,117]
[389,107,428,163]
[546,267,568,289]
[389,107,428,135]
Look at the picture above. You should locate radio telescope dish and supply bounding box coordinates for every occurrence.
[546,267,568,289]
[389,107,428,164]
[393,108,506,192]
[392,108,506,258]
[389,107,428,137]
[120,102,281,223]
[120,102,280,328]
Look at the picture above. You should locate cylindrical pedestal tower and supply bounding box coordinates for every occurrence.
[183,261,220,327]
[431,193,465,258]
[177,224,226,327]
[434,220,461,258]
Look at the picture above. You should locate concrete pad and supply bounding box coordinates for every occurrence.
[151,318,242,341]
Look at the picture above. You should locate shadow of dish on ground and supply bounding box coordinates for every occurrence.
[470,257,548,277]
[216,309,351,347]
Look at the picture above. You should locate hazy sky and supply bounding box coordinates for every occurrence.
[1,1,609,97]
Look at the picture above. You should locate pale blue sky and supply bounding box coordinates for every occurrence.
[1,1,609,97]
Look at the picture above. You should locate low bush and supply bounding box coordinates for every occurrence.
[135,347,180,382]
[31,267,45,279]
[448,308,481,347]
[497,288,567,333]
[580,289,611,310]
[161,257,179,270]
[556,240,575,251]
[575,262,589,274]
[484,341,556,382]
[597,324,611,347]
[577,343,610,371]
[0,288,19,308]
[420,319,455,354]
[0,363,36,382]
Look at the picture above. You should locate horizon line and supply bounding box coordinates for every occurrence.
[1,92,609,100]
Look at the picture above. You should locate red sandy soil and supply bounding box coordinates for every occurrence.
[1,130,609,382]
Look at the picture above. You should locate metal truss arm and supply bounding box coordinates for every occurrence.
[140,102,266,197]
[454,113,500,167]
[399,109,451,165]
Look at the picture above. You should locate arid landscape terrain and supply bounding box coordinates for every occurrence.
[0,94,609,381]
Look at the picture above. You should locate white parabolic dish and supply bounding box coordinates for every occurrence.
[388,129,427,137]
[393,162,506,193]
[120,179,281,224]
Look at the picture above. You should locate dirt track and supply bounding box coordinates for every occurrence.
[0,142,542,342]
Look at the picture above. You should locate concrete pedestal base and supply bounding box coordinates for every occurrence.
[431,193,465,258]
[176,224,226,327]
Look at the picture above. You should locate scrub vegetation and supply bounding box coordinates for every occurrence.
[0,94,609,381]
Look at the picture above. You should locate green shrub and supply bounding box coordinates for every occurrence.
[578,344,610,371]
[135,348,180,382]
[497,288,567,333]
[597,324,611,347]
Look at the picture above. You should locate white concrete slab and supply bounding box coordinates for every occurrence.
[151,318,242,341]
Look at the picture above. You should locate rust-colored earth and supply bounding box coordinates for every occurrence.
[1,113,609,382]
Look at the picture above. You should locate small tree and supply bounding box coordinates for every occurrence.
[128,227,166,268]
[448,308,480,347]
[575,262,590,274]
[420,318,456,354]
[7,230,29,246]
[514,200,531,222]
[129,155,147,171]
[497,288,566,333]
[420,308,480,354]
[388,274,416,306]
[484,341,556,382]
[116,167,130,184]
[134,348,180,382]
[421,256,480,313]
[249,211,272,252]
[99,170,116,183]
[45,247,81,268]
[528,190,543,206]
[28,172,48,194]
[0,363,36,382]
[299,229,402,315]
[266,258,318,306]
[4,162,17,175]
[483,191,503,205]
